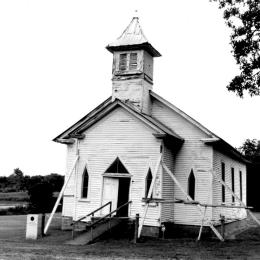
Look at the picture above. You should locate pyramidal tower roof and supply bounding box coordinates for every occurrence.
[106,17,161,57]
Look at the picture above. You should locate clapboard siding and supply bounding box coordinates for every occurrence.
[152,99,213,225]
[212,150,247,222]
[63,145,77,196]
[161,144,175,222]
[63,107,162,226]
[62,196,74,217]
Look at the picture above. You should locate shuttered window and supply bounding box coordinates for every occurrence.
[118,52,138,71]
[145,169,153,198]
[239,171,243,201]
[119,54,127,71]
[129,53,138,70]
[231,167,235,203]
[221,162,225,203]
[188,169,195,200]
[82,167,89,198]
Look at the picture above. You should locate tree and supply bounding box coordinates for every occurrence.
[44,173,64,192]
[213,0,260,97]
[8,168,25,191]
[27,181,55,213]
[239,138,260,210]
[239,138,260,161]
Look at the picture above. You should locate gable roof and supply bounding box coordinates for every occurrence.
[106,17,161,57]
[150,91,215,137]
[150,91,249,164]
[53,97,183,144]
[54,90,247,164]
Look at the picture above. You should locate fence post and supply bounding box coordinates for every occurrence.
[220,215,225,239]
[41,214,45,237]
[134,214,139,243]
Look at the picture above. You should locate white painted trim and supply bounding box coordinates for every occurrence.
[100,155,133,217]
[79,157,91,201]
[102,173,132,178]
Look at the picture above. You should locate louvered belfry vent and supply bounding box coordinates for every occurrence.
[119,54,127,71]
[105,157,129,174]
[129,53,137,70]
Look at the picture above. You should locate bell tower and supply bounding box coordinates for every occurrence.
[106,16,161,115]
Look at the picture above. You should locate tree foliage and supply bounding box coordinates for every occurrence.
[27,182,55,213]
[239,138,260,210]
[239,138,260,162]
[213,0,260,97]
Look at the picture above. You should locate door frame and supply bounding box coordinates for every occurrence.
[101,174,132,216]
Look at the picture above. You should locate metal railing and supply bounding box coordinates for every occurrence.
[71,201,112,239]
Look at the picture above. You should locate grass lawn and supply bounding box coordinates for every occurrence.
[0,214,260,259]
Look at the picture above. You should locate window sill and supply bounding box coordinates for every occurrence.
[78,199,91,203]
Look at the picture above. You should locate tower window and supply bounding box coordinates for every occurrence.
[118,52,138,71]
[129,53,138,70]
[145,168,153,198]
[188,169,195,200]
[119,54,127,71]
[82,167,89,198]
[221,162,225,203]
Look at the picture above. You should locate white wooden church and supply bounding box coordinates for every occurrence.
[53,16,249,240]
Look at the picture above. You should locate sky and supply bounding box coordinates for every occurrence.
[0,0,259,176]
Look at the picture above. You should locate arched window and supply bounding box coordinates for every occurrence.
[188,169,195,200]
[82,167,89,198]
[145,168,153,198]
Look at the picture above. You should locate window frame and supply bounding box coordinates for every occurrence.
[239,170,243,201]
[231,167,235,203]
[81,167,89,199]
[118,52,138,72]
[188,169,195,200]
[145,168,153,198]
[119,53,127,71]
[221,162,225,203]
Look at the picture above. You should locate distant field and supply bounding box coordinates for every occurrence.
[0,192,29,202]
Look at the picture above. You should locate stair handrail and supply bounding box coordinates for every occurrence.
[71,201,112,227]
[88,200,132,229]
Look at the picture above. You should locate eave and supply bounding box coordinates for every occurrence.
[54,98,184,145]
[106,43,161,57]
[202,138,249,164]
[53,96,112,143]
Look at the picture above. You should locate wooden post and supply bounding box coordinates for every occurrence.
[197,206,207,241]
[211,170,260,227]
[138,154,162,238]
[220,215,225,239]
[91,216,94,241]
[44,155,79,235]
[162,162,224,241]
[134,214,139,243]
[41,214,45,237]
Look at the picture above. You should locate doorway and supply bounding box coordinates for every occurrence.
[102,177,130,217]
[116,178,130,217]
